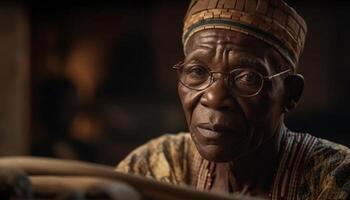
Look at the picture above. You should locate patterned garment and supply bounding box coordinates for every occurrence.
[116,129,350,200]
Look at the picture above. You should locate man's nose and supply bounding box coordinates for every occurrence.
[200,77,237,111]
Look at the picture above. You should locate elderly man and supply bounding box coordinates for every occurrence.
[116,0,350,199]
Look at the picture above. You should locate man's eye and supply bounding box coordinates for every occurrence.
[235,71,260,85]
[184,66,208,78]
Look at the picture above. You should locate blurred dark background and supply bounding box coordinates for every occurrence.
[0,0,349,166]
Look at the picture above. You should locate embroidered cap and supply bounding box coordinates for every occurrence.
[183,0,307,71]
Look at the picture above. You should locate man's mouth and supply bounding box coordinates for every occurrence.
[196,123,238,140]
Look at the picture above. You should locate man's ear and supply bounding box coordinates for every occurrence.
[283,74,304,112]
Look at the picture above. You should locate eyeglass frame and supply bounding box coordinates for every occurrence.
[172,61,291,98]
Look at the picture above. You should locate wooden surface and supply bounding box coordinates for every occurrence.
[0,156,265,200]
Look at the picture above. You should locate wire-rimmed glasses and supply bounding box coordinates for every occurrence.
[172,62,291,97]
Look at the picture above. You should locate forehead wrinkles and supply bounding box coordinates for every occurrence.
[189,34,263,66]
[192,34,240,49]
[188,32,257,55]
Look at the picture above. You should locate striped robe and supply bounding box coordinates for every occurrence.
[116,128,350,200]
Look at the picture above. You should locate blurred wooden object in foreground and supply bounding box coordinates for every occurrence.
[0,157,265,200]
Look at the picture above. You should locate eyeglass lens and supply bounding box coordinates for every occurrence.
[179,66,264,96]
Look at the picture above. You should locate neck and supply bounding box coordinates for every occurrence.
[227,124,285,194]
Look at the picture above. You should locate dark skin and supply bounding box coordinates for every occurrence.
[178,29,304,196]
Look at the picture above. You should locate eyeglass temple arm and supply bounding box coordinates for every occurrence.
[265,69,291,80]
[172,62,184,69]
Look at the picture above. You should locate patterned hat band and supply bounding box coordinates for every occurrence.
[183,17,297,69]
[183,0,307,71]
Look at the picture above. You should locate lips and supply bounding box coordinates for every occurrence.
[196,123,238,141]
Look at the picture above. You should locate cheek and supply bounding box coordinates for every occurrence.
[178,84,202,125]
[240,82,284,126]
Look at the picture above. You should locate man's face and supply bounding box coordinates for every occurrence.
[178,29,287,162]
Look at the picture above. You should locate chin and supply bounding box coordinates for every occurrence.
[190,128,251,162]
[196,144,246,162]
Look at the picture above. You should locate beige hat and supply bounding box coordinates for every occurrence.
[183,0,307,71]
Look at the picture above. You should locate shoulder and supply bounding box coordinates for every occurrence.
[299,136,350,199]
[121,133,193,161]
[307,138,350,178]
[311,138,349,159]
[138,132,192,151]
[305,137,350,174]
[115,133,194,184]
